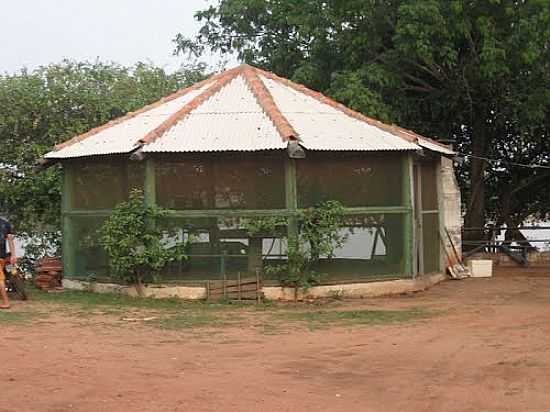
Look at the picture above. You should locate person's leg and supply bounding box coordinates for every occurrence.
[0,260,9,308]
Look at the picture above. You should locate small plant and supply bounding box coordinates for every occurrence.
[99,190,189,296]
[328,289,345,301]
[245,201,347,300]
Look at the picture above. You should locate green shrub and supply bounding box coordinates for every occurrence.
[99,190,189,295]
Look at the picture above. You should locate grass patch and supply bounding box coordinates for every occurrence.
[0,310,37,324]
[276,308,429,328]
[31,289,220,312]
[26,289,430,332]
[29,289,253,330]
[147,312,230,330]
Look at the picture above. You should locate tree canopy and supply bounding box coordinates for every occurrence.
[0,61,206,235]
[176,0,550,234]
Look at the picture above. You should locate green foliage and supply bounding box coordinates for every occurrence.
[242,215,287,237]
[299,200,347,263]
[245,201,347,294]
[99,190,190,293]
[177,0,550,231]
[0,60,207,237]
[18,231,61,274]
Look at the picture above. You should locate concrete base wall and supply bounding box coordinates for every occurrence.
[265,273,446,300]
[62,279,207,299]
[63,273,446,301]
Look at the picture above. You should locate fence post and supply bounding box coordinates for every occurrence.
[256,268,261,303]
[221,251,227,298]
[237,271,242,301]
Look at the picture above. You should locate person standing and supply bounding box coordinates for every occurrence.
[0,217,17,309]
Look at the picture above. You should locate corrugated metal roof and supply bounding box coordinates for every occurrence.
[259,75,419,151]
[144,75,286,153]
[44,82,215,159]
[45,64,453,159]
[417,139,455,155]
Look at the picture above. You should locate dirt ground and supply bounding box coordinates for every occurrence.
[2,267,550,412]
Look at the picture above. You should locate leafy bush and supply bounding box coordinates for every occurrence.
[245,200,347,298]
[99,190,189,295]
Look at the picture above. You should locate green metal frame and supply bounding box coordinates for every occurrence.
[61,152,416,279]
[61,164,76,277]
[401,153,414,276]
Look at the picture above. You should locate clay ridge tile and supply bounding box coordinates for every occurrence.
[241,65,298,142]
[139,66,243,145]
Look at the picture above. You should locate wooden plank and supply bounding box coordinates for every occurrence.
[209,290,261,300]
[208,283,260,293]
[208,277,260,288]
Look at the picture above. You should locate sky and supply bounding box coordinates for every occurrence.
[0,0,225,74]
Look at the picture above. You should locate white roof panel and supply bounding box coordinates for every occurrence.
[144,75,286,153]
[44,82,214,159]
[259,75,419,151]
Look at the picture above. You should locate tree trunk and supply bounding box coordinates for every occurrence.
[464,120,488,245]
[135,275,145,297]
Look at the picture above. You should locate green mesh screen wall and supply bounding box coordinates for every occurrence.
[158,216,286,281]
[70,159,144,210]
[296,153,404,208]
[62,152,415,283]
[70,216,110,278]
[312,214,406,282]
[155,213,407,283]
[155,155,285,210]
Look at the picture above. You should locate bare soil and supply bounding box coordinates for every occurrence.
[3,266,550,412]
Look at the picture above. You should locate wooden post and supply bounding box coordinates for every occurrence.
[256,268,261,304]
[144,158,156,207]
[248,237,263,274]
[221,251,227,298]
[237,271,242,301]
[402,153,414,277]
[284,156,298,241]
[284,156,299,285]
[62,165,76,278]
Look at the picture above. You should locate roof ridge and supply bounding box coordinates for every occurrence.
[241,65,298,142]
[254,66,449,150]
[53,69,235,151]
[139,66,243,145]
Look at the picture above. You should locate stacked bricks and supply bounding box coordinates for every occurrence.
[34,257,63,291]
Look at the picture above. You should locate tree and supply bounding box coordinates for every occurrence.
[0,60,207,240]
[176,0,550,238]
[99,190,189,295]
